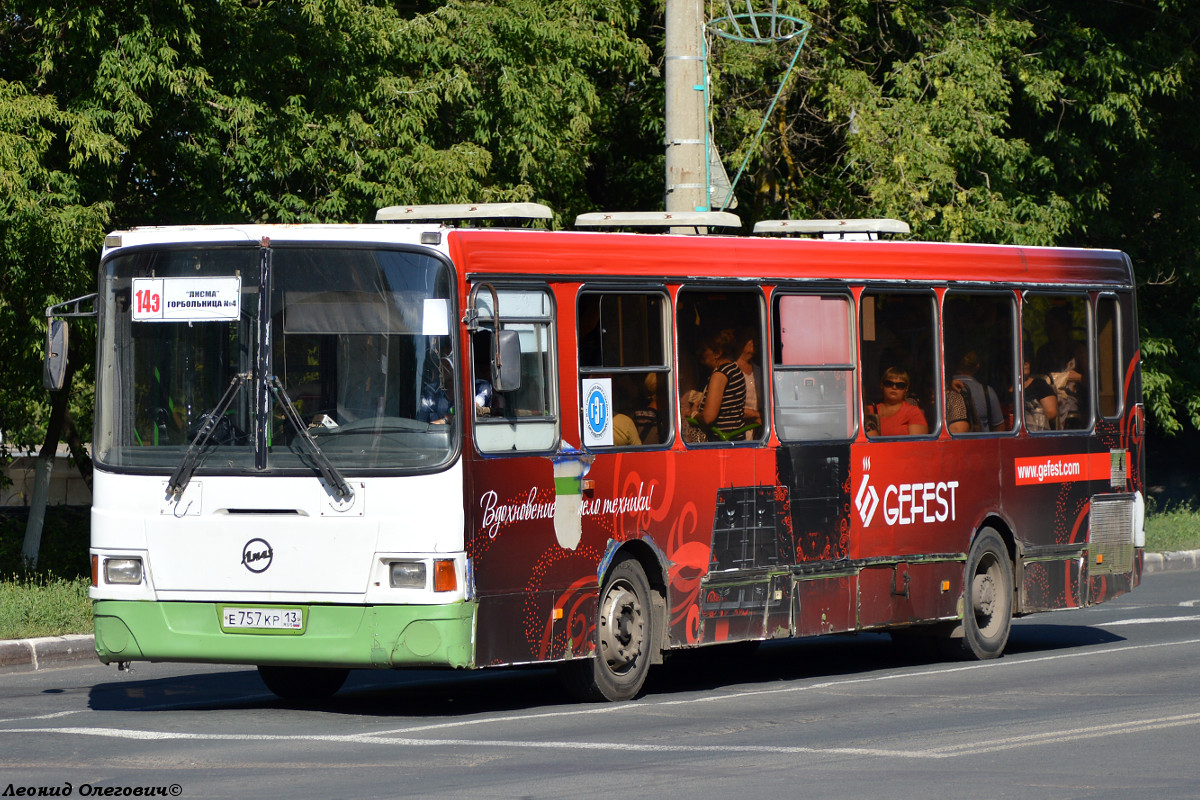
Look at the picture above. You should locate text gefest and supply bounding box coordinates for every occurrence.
[880,480,960,526]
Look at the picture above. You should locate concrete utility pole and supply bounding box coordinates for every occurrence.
[664,0,708,218]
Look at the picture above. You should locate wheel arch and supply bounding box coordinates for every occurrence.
[971,513,1022,613]
[599,537,670,663]
[973,513,1018,564]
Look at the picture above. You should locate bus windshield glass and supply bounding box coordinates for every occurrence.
[95,243,457,474]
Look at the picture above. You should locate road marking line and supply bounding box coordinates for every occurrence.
[0,710,83,724]
[5,712,1200,760]
[1100,614,1200,627]
[4,637,1199,758]
[359,636,1200,738]
[928,712,1200,755]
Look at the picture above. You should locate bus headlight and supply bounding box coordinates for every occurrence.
[104,557,143,585]
[389,561,427,589]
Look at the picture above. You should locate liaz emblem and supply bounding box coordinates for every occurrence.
[241,538,273,573]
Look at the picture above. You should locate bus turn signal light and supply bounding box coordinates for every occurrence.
[433,559,457,593]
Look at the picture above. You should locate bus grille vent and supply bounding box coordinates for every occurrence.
[1089,496,1133,575]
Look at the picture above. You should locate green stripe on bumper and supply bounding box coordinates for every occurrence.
[93,600,476,669]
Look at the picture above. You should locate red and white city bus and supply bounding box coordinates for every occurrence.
[65,204,1143,701]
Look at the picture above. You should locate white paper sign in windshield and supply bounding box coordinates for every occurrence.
[132,277,242,322]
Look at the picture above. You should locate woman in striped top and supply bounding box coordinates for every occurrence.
[692,331,747,439]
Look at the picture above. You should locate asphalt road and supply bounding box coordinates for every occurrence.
[1,569,1197,800]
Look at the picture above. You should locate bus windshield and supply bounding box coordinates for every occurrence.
[95,243,458,474]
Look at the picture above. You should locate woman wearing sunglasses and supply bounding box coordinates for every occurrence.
[865,366,930,436]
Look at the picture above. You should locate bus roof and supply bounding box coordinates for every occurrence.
[100,224,1134,288]
[446,228,1134,288]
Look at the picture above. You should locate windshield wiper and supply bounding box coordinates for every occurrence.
[166,373,249,499]
[269,376,354,501]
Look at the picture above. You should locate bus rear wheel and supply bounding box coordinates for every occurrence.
[559,556,654,702]
[257,665,349,701]
[957,528,1013,660]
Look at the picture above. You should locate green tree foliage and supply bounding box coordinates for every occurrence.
[707,0,1200,433]
[0,75,112,453]
[0,0,651,457]
[2,0,1199,460]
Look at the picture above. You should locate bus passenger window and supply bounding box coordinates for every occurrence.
[774,294,855,441]
[1024,294,1091,431]
[677,289,765,445]
[471,331,497,417]
[472,286,559,453]
[942,292,1017,434]
[1097,296,1122,418]
[577,292,669,447]
[860,292,937,437]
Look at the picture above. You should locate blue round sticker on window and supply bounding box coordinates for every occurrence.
[585,383,610,437]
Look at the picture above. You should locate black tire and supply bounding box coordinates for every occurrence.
[957,528,1013,660]
[559,556,655,702]
[257,665,349,701]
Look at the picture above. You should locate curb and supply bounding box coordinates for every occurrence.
[0,634,98,672]
[2,551,1197,673]
[1143,549,1200,574]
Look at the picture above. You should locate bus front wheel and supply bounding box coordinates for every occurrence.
[257,665,349,701]
[559,556,654,702]
[958,528,1013,660]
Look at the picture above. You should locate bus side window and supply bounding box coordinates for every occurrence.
[472,287,559,453]
[942,292,1017,434]
[676,288,765,445]
[859,291,938,438]
[1096,295,1122,419]
[577,291,670,447]
[1023,294,1091,432]
[773,293,855,441]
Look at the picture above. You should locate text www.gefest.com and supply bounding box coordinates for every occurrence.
[1014,456,1084,485]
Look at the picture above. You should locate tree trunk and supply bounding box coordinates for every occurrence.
[21,361,74,569]
[63,411,93,492]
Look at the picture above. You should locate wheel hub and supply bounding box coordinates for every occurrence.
[599,583,644,672]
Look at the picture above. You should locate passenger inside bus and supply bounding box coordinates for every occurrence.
[1023,339,1058,431]
[417,338,454,424]
[865,366,929,436]
[633,373,663,445]
[952,351,1004,431]
[472,331,498,417]
[945,385,971,433]
[1035,304,1087,429]
[732,327,762,439]
[684,330,747,441]
[611,375,642,447]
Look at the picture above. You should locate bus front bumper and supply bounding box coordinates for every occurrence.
[92,600,477,669]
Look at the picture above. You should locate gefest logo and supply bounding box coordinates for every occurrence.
[856,458,959,528]
[855,473,879,526]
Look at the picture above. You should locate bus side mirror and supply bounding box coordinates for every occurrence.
[44,319,68,391]
[492,329,522,392]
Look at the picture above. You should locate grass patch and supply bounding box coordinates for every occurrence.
[0,574,92,639]
[0,505,93,638]
[1146,502,1200,553]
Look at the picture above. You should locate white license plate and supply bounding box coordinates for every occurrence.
[220,606,304,632]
